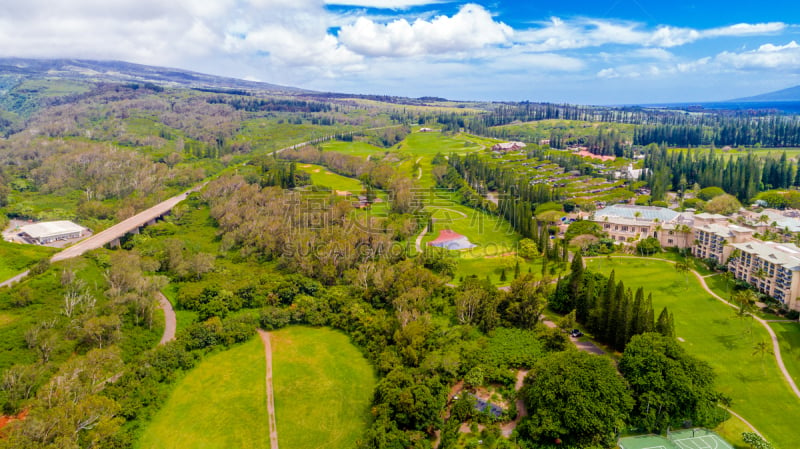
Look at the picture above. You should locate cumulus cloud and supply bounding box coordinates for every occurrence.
[324,0,445,8]
[338,4,512,57]
[517,18,786,51]
[715,41,800,69]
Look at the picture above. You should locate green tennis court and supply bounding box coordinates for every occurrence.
[619,429,733,449]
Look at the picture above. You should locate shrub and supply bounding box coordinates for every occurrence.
[697,186,726,201]
[635,237,661,255]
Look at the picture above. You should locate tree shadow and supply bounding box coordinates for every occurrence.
[714,333,741,350]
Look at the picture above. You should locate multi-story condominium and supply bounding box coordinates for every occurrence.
[593,204,694,248]
[727,240,800,311]
[692,221,753,263]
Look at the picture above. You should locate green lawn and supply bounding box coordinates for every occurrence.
[321,140,386,157]
[586,257,800,449]
[271,326,375,449]
[296,163,364,193]
[136,337,270,449]
[769,322,800,388]
[0,240,57,283]
[423,203,519,258]
[455,256,566,286]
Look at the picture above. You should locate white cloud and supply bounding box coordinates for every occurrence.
[517,18,787,51]
[705,22,786,37]
[324,0,445,8]
[715,41,800,69]
[597,68,620,79]
[338,3,512,57]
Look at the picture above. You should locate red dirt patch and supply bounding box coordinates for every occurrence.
[576,150,615,161]
[0,409,28,433]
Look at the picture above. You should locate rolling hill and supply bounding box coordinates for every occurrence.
[0,57,305,93]
[730,84,800,102]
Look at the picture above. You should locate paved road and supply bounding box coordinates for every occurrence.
[587,255,800,401]
[0,270,29,289]
[51,187,199,262]
[542,319,606,355]
[157,291,176,345]
[257,330,279,449]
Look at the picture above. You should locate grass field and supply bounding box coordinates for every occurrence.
[271,326,375,449]
[423,202,519,258]
[586,257,800,449]
[392,131,487,189]
[296,163,364,193]
[136,337,270,449]
[321,140,387,158]
[0,240,57,282]
[769,321,800,387]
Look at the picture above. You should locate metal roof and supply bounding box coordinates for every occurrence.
[19,221,85,239]
[595,204,679,223]
[730,240,800,271]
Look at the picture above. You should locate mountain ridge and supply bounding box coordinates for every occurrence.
[0,57,309,94]
[729,84,800,102]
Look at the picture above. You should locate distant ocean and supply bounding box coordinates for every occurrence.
[638,101,800,115]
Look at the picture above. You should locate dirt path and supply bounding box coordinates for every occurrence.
[415,226,428,253]
[156,291,176,345]
[500,370,529,437]
[587,255,800,400]
[258,329,279,449]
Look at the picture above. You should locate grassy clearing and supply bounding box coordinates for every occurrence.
[271,326,375,449]
[321,140,387,158]
[296,163,363,193]
[0,314,17,327]
[0,240,57,283]
[586,257,800,449]
[454,256,565,286]
[136,337,269,449]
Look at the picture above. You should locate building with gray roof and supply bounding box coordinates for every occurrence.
[19,221,86,245]
[728,240,800,310]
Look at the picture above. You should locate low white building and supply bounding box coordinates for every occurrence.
[491,141,527,152]
[19,221,86,244]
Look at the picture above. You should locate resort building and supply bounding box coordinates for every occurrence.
[727,240,800,310]
[491,141,526,153]
[18,220,86,245]
[592,204,694,248]
[692,221,753,263]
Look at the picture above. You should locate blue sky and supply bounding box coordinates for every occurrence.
[1,0,799,104]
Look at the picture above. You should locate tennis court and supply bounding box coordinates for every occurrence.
[619,429,733,449]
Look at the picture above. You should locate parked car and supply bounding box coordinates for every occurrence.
[570,329,583,338]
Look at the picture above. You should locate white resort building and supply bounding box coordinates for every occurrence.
[727,240,800,310]
[591,203,800,311]
[593,204,694,249]
[19,221,86,244]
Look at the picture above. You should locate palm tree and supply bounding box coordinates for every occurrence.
[733,289,758,340]
[674,259,691,289]
[753,339,774,375]
[722,271,733,297]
